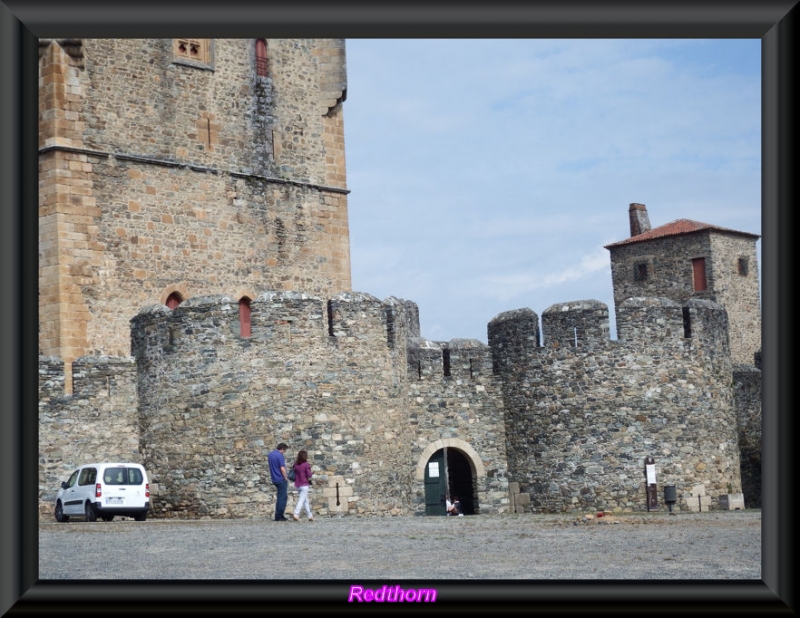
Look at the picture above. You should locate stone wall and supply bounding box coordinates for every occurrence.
[130,291,419,518]
[38,38,351,390]
[38,292,761,518]
[37,40,761,519]
[707,234,761,366]
[38,356,140,515]
[733,363,762,508]
[489,298,741,513]
[406,338,510,514]
[38,294,516,519]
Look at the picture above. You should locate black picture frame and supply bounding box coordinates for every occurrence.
[2,1,795,613]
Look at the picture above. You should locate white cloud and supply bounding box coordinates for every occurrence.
[475,249,611,302]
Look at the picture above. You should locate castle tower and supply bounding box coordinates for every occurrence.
[489,297,742,514]
[605,204,761,365]
[38,39,351,391]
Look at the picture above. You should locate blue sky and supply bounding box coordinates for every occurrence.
[344,39,761,343]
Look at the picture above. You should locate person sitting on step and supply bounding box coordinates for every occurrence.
[446,495,463,516]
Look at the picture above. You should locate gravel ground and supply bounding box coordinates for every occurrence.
[39,509,761,580]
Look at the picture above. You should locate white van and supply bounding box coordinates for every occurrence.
[55,462,150,522]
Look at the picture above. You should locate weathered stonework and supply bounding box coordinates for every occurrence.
[38,39,761,519]
[37,291,759,517]
[39,356,139,498]
[733,364,762,508]
[489,298,743,513]
[38,39,350,392]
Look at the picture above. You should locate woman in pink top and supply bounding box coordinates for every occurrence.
[291,450,314,521]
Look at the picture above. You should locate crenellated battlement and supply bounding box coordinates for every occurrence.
[130,291,420,364]
[615,297,684,343]
[541,299,609,347]
[487,295,743,514]
[406,337,493,381]
[328,291,392,341]
[40,355,137,402]
[488,296,730,356]
[39,289,749,518]
[127,290,426,519]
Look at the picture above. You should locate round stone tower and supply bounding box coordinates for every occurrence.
[489,297,741,513]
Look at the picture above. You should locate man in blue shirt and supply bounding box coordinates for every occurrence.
[268,443,290,521]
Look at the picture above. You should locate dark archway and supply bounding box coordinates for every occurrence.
[446,448,475,515]
[423,447,477,516]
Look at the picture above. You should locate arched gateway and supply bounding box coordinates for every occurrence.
[415,438,484,516]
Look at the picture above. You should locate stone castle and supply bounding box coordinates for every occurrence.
[38,38,762,518]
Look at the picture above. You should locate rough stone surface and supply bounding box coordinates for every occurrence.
[39,38,350,383]
[37,39,762,521]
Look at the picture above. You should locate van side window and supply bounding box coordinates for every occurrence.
[66,470,79,488]
[78,468,97,485]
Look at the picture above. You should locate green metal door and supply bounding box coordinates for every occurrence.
[424,450,447,516]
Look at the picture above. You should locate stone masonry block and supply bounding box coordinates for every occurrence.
[719,493,745,510]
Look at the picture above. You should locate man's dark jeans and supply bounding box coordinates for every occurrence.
[274,480,288,520]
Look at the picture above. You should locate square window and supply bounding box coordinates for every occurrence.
[738,257,749,276]
[634,262,648,282]
[173,39,211,66]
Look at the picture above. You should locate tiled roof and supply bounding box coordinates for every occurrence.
[604,218,760,249]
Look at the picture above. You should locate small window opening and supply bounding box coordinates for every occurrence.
[417,360,422,379]
[634,262,648,282]
[469,359,474,379]
[738,257,749,276]
[277,319,292,343]
[327,300,335,336]
[443,349,451,377]
[255,39,268,77]
[239,297,252,338]
[683,307,692,338]
[166,292,183,309]
[174,39,210,64]
[692,258,707,291]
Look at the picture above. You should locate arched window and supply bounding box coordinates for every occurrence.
[255,39,268,77]
[166,292,183,309]
[239,297,252,337]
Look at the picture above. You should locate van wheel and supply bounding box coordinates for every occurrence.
[85,502,97,522]
[134,512,147,522]
[101,515,114,522]
[55,501,69,522]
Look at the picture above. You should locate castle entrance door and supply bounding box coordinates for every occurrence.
[423,450,446,516]
[423,447,476,515]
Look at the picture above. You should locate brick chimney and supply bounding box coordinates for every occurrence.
[629,203,651,237]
